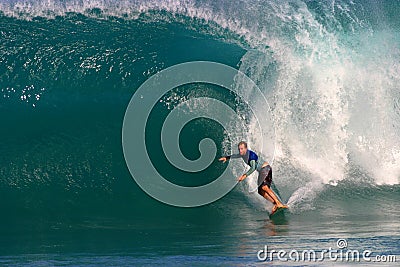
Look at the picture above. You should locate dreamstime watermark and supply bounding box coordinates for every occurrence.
[122,61,275,207]
[257,238,397,263]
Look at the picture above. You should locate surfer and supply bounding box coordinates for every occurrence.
[219,141,288,214]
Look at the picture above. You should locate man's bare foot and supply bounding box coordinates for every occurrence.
[277,203,288,209]
[271,205,278,215]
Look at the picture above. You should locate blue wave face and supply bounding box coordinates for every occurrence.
[0,9,246,214]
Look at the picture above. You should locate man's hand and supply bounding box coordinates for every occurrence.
[218,157,227,163]
[238,174,247,182]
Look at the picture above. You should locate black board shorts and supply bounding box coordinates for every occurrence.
[258,165,272,189]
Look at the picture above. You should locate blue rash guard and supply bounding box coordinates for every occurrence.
[225,150,266,177]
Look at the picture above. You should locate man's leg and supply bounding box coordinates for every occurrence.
[258,187,280,214]
[262,185,288,208]
[258,187,275,204]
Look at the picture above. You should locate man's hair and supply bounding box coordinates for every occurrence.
[238,141,247,148]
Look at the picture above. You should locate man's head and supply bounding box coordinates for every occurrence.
[238,141,248,156]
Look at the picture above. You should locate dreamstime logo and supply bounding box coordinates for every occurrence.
[257,238,397,263]
[336,238,348,249]
[122,61,275,207]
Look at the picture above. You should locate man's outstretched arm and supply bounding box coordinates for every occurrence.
[219,153,241,163]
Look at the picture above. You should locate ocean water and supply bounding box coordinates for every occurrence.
[0,0,399,266]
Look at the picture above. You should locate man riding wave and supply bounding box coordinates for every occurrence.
[219,141,288,214]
